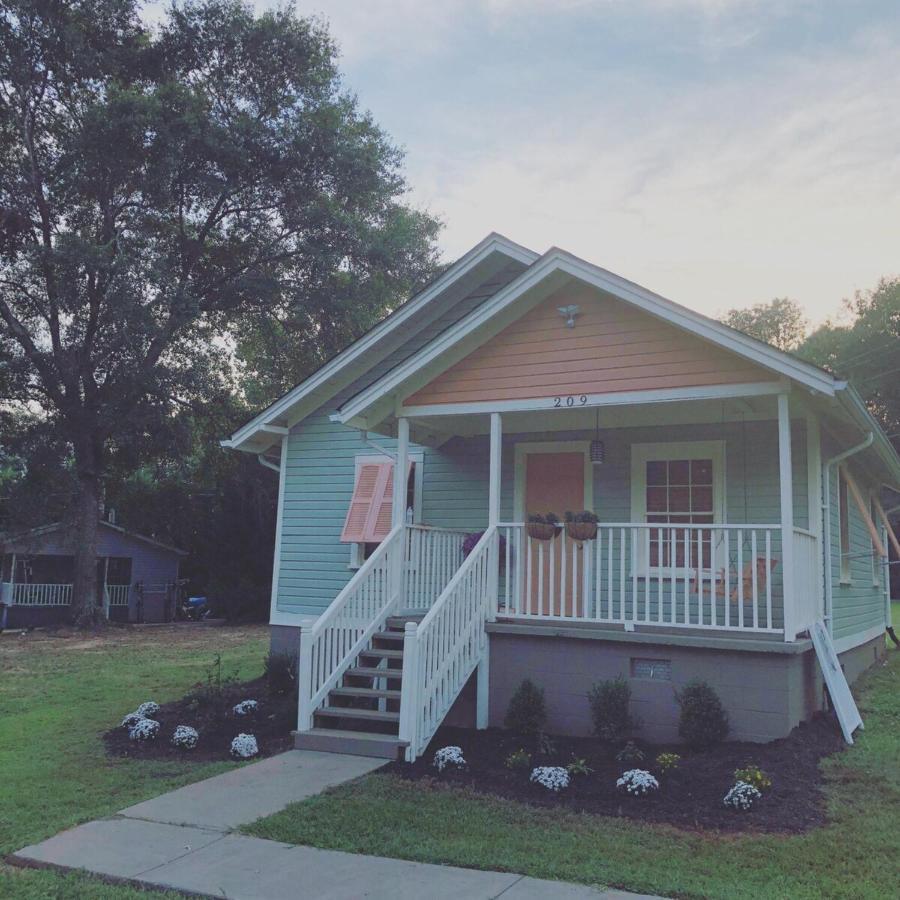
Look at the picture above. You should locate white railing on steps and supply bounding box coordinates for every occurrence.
[402,525,468,611]
[297,525,406,731]
[399,526,497,761]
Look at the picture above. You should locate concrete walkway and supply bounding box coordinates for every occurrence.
[12,749,661,899]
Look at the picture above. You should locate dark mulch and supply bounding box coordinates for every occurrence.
[387,715,847,833]
[103,676,295,763]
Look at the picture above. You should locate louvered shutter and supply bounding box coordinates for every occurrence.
[340,462,391,543]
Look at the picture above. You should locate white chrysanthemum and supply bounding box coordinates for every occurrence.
[616,769,659,797]
[432,746,466,772]
[230,733,259,759]
[136,701,160,717]
[530,766,570,792]
[171,725,199,749]
[723,781,762,811]
[121,711,145,729]
[232,699,258,716]
[129,718,160,741]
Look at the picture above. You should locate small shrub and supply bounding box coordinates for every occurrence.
[505,748,532,771]
[504,679,547,734]
[676,680,730,749]
[432,746,466,772]
[230,733,259,759]
[655,752,681,774]
[616,741,645,764]
[587,676,635,741]
[171,725,199,749]
[233,699,259,717]
[530,766,570,792]
[135,701,160,718]
[189,655,238,716]
[129,718,160,742]
[536,731,556,756]
[120,711,145,729]
[616,769,659,797]
[734,765,772,793]
[724,781,762,811]
[265,652,298,697]
[566,756,593,777]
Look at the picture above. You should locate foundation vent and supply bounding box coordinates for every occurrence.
[630,658,672,681]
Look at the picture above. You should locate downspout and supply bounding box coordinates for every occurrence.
[257,453,281,474]
[822,432,874,636]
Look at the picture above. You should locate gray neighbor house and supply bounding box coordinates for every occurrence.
[224,234,900,762]
[0,519,186,628]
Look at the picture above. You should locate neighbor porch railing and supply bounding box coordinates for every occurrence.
[497,523,792,633]
[11,583,73,606]
[105,584,131,607]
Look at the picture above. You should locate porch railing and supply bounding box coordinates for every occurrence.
[792,527,820,636]
[402,525,468,611]
[497,523,788,633]
[106,584,131,607]
[11,583,73,606]
[400,527,497,760]
[297,524,406,730]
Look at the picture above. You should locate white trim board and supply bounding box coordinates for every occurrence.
[831,622,887,655]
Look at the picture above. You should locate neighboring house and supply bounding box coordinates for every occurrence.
[225,233,900,761]
[0,520,186,628]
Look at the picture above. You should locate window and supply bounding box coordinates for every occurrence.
[344,454,422,568]
[630,658,672,681]
[839,470,851,584]
[631,441,725,573]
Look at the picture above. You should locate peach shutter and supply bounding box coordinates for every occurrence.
[340,461,413,543]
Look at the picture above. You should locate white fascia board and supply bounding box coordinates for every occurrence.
[337,249,836,425]
[225,234,538,452]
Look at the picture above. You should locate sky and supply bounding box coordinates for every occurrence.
[145,1,900,326]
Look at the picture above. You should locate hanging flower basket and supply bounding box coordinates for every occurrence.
[526,514,561,541]
[564,511,599,542]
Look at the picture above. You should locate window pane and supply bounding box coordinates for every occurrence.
[691,485,713,512]
[669,486,690,512]
[647,486,668,512]
[646,460,667,485]
[669,460,690,484]
[691,459,713,484]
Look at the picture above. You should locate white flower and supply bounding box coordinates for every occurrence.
[231,733,259,759]
[171,725,199,749]
[432,746,466,772]
[616,769,659,797]
[121,711,145,729]
[136,701,160,717]
[530,766,570,792]
[233,699,258,716]
[129,718,160,741]
[723,781,762,811]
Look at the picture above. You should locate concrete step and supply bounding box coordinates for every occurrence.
[331,686,401,700]
[316,706,400,723]
[347,666,403,680]
[359,647,404,659]
[292,728,407,759]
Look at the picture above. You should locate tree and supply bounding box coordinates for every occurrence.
[720,297,808,351]
[0,0,440,624]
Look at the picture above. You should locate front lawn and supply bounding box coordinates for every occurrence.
[245,643,900,900]
[0,623,269,898]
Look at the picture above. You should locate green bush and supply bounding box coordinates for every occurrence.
[587,676,635,741]
[504,679,547,734]
[676,680,730,749]
[505,748,532,771]
[734,765,772,792]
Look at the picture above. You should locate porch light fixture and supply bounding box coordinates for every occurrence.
[557,304,579,328]
[590,408,605,464]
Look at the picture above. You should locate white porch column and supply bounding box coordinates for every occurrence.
[478,412,501,730]
[778,392,796,641]
[393,416,410,526]
[488,412,502,527]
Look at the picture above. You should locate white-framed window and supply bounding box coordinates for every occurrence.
[838,469,851,585]
[630,441,726,574]
[346,453,423,569]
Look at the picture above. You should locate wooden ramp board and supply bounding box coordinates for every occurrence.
[810,619,864,744]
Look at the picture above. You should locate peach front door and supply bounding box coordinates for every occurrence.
[524,451,586,616]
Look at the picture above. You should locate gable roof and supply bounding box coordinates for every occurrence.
[0,520,188,556]
[224,233,538,452]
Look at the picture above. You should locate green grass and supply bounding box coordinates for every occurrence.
[246,642,900,900]
[0,624,269,898]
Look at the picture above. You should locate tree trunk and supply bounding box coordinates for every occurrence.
[71,437,104,628]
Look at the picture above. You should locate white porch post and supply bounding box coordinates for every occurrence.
[488,412,502,528]
[393,416,410,526]
[478,412,501,730]
[778,392,796,641]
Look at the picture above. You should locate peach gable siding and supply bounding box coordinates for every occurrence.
[404,285,777,405]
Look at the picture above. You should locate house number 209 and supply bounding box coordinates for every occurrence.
[552,395,588,408]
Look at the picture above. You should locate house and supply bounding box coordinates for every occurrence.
[224,234,900,761]
[0,520,186,628]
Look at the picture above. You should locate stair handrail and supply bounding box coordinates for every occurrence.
[399,526,497,760]
[297,523,405,731]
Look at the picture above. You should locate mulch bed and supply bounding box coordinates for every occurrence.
[103,676,294,762]
[388,715,847,833]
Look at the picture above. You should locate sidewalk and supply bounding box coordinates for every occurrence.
[12,749,662,899]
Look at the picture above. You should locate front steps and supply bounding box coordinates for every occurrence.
[292,616,419,760]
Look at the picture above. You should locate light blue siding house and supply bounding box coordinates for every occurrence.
[226,234,899,760]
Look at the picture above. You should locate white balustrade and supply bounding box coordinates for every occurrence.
[11,583,73,606]
[497,523,791,633]
[106,584,131,607]
[402,526,469,611]
[792,528,821,636]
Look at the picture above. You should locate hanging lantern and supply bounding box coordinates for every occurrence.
[590,408,604,464]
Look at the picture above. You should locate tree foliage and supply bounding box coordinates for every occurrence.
[0,0,440,622]
[720,297,808,351]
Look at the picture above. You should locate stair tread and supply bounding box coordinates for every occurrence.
[331,686,401,699]
[360,647,404,658]
[348,666,403,678]
[317,705,400,722]
[296,727,407,745]
[372,631,405,641]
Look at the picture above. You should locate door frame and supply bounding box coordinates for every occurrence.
[512,440,594,521]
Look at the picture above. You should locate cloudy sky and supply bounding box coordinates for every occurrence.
[147,1,900,324]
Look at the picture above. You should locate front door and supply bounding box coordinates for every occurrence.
[523,450,586,616]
